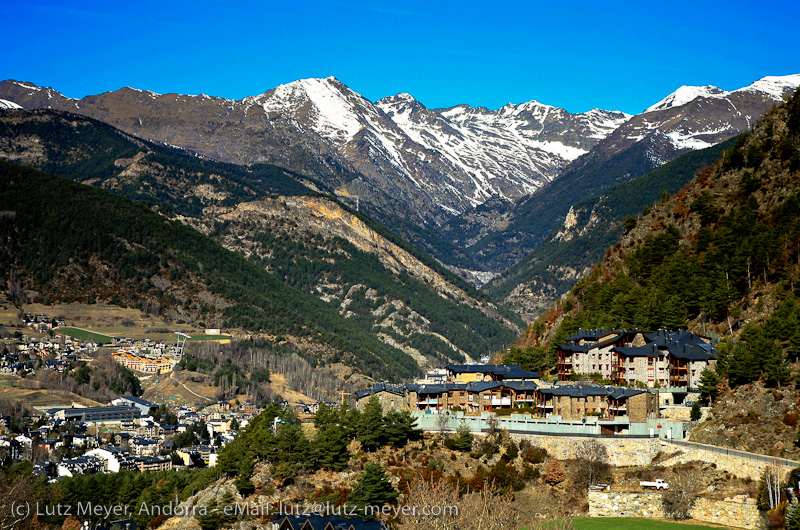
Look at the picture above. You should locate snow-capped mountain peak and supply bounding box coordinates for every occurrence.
[645,85,726,113]
[645,74,800,115]
[743,74,800,100]
[254,76,377,142]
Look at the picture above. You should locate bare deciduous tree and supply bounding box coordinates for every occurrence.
[0,467,39,530]
[571,439,611,490]
[6,272,25,307]
[435,412,450,434]
[397,475,574,530]
[661,467,702,520]
[760,459,785,511]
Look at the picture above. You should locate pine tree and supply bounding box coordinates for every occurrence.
[786,501,800,530]
[235,460,255,495]
[451,421,473,452]
[383,409,422,448]
[357,396,387,451]
[762,339,791,387]
[274,423,311,466]
[690,401,702,422]
[314,402,339,430]
[315,425,351,471]
[698,368,719,403]
[346,462,398,517]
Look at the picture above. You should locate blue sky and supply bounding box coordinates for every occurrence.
[3,0,800,114]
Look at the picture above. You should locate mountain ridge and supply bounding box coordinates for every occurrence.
[0,108,519,372]
[445,74,800,282]
[2,74,798,292]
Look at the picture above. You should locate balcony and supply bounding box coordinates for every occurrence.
[491,398,512,406]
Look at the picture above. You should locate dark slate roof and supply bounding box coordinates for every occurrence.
[136,455,171,464]
[502,380,539,391]
[538,385,649,400]
[446,364,539,379]
[612,344,662,358]
[467,381,502,392]
[563,329,618,342]
[354,382,406,400]
[557,344,593,353]
[668,342,717,361]
[446,364,495,373]
[120,395,159,408]
[406,383,461,394]
[407,382,504,394]
[644,329,708,347]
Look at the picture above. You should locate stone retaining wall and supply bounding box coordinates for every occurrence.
[515,434,786,480]
[692,497,761,530]
[513,435,668,466]
[588,491,763,529]
[588,491,664,518]
[660,445,789,480]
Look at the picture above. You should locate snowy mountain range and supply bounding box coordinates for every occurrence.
[1,74,798,283]
[0,77,628,225]
[434,74,800,278]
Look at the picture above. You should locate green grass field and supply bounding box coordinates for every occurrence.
[573,518,724,530]
[188,334,231,341]
[58,327,114,344]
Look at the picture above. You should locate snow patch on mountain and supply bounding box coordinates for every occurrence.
[377,94,629,204]
[0,99,22,109]
[257,77,366,142]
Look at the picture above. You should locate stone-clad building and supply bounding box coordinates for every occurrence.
[535,385,659,422]
[353,383,406,412]
[354,363,657,422]
[557,329,716,388]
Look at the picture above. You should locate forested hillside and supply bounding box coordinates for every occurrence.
[0,162,421,379]
[487,137,738,318]
[0,109,519,372]
[513,88,800,388]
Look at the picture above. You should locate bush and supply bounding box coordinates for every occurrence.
[506,441,519,459]
[522,445,547,464]
[690,401,701,422]
[522,463,540,481]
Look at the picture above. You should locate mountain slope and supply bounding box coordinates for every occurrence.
[0,161,420,378]
[444,74,800,274]
[524,86,800,375]
[0,78,629,273]
[0,109,519,368]
[0,78,626,223]
[487,136,738,319]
